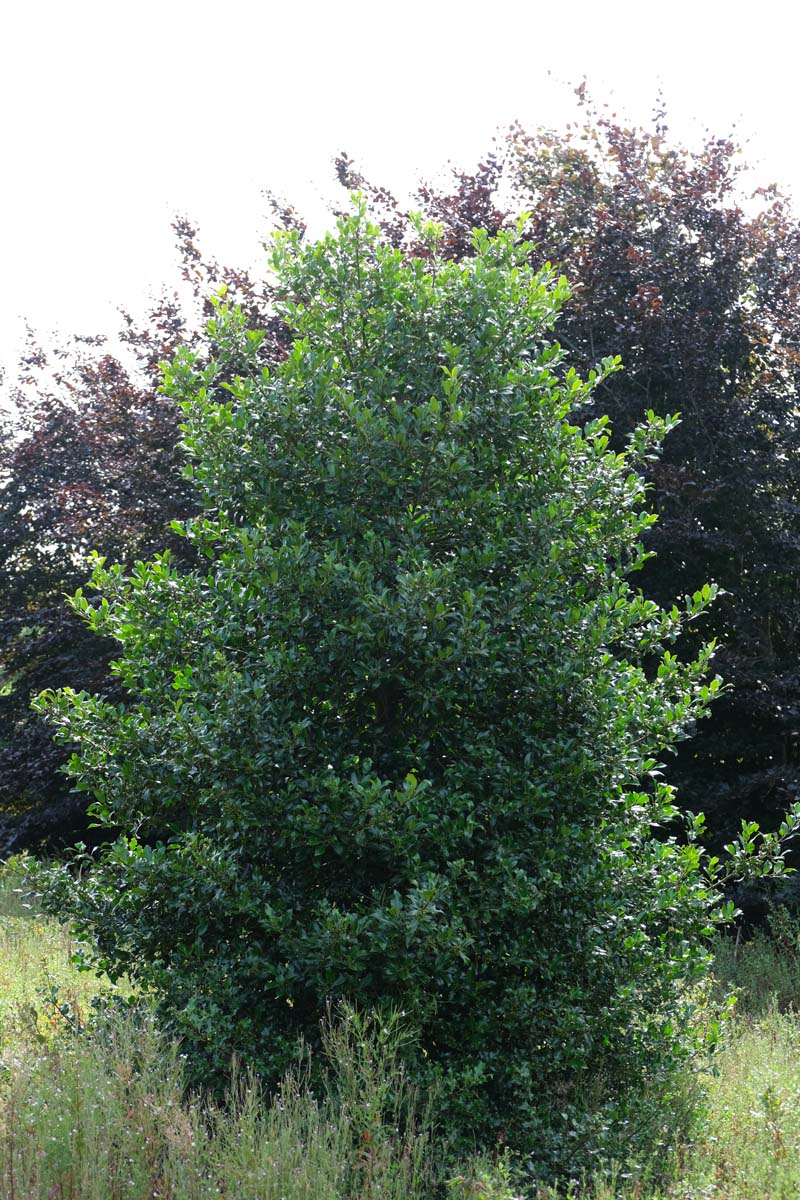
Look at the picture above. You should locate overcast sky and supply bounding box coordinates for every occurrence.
[1,0,797,386]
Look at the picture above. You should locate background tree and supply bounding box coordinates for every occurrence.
[34,207,728,1177]
[0,324,192,847]
[0,221,291,852]
[509,104,800,848]
[340,102,800,848]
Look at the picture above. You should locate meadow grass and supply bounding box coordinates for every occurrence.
[3,857,800,1199]
[0,860,436,1199]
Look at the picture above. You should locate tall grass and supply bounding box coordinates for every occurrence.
[0,1011,435,1199]
[5,855,800,1199]
[712,906,800,1017]
[0,861,436,1199]
[0,863,118,1027]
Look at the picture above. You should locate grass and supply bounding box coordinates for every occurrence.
[0,860,436,1199]
[0,1016,434,1199]
[3,857,800,1199]
[712,905,800,1019]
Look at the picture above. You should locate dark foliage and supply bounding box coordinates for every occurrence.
[515,106,800,842]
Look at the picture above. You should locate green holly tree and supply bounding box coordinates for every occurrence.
[33,202,737,1175]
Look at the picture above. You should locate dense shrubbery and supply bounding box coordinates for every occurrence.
[29,203,735,1176]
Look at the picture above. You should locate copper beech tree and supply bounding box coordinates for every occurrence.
[0,219,292,847]
[339,99,800,848]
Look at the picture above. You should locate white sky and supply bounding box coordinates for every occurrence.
[1,0,797,387]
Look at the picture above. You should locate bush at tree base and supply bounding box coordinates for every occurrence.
[33,203,738,1177]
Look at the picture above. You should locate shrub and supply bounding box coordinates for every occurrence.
[33,202,726,1176]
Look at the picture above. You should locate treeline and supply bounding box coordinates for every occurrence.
[2,94,799,854]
